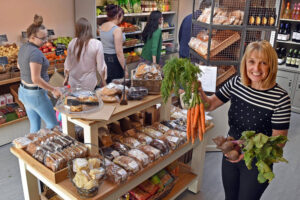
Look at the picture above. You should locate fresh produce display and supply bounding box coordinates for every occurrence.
[0,43,19,69]
[240,131,288,183]
[161,58,205,143]
[39,41,56,53]
[53,37,72,49]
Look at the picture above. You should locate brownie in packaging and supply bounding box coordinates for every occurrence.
[113,156,140,174]
[125,129,153,145]
[159,135,181,150]
[121,137,141,149]
[44,152,65,172]
[102,147,121,160]
[13,137,32,149]
[138,144,161,161]
[127,149,150,167]
[129,187,151,200]
[138,180,159,195]
[151,122,170,133]
[139,127,163,139]
[106,163,128,183]
[150,139,170,156]
[165,129,186,140]
[112,142,129,155]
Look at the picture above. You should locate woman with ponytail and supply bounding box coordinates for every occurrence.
[64,17,107,90]
[141,11,163,64]
[100,4,126,84]
[18,14,61,133]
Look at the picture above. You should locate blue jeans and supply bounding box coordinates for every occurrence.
[18,86,58,133]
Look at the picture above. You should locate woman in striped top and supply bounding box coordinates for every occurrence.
[199,40,291,200]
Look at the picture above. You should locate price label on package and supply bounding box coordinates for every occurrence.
[47,29,55,36]
[0,57,8,65]
[0,34,8,42]
[197,64,217,93]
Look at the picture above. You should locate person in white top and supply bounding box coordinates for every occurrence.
[64,17,107,90]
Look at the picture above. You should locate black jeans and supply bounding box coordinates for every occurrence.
[104,53,124,84]
[222,156,270,200]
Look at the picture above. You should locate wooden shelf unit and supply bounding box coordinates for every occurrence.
[0,116,28,128]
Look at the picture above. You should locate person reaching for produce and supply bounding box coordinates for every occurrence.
[100,4,127,84]
[17,14,62,133]
[198,40,291,200]
[64,17,107,90]
[141,11,163,65]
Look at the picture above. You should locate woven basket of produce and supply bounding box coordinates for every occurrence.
[123,39,139,47]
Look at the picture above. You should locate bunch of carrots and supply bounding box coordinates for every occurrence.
[186,93,206,144]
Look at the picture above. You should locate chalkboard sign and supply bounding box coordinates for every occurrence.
[47,29,55,36]
[22,31,27,38]
[0,57,8,65]
[55,49,64,56]
[56,43,66,50]
[0,34,8,42]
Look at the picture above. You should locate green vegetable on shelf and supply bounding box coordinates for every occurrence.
[240,131,288,183]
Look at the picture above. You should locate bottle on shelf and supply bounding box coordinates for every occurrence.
[286,48,293,66]
[296,50,300,68]
[296,3,300,20]
[296,24,300,42]
[262,8,269,26]
[277,22,285,40]
[283,23,291,41]
[282,2,291,19]
[291,3,297,19]
[291,49,298,67]
[268,8,276,26]
[292,24,298,42]
[277,47,285,65]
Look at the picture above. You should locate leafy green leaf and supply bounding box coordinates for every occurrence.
[253,133,269,149]
[257,172,267,183]
[241,131,256,139]
[263,171,275,183]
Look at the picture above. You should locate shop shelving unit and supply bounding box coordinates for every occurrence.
[190,0,281,76]
[274,0,300,113]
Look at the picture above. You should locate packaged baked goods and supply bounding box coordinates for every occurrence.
[109,121,123,135]
[150,139,170,156]
[121,137,141,149]
[127,149,150,167]
[106,163,128,183]
[33,146,47,163]
[129,187,151,200]
[89,168,105,180]
[131,121,142,129]
[129,113,141,122]
[13,137,32,149]
[72,158,89,172]
[119,117,132,132]
[124,129,153,145]
[100,95,119,103]
[165,129,187,141]
[138,144,161,161]
[151,122,170,133]
[111,134,124,143]
[83,179,98,190]
[112,142,129,155]
[72,170,91,189]
[138,180,159,195]
[159,135,181,150]
[88,158,101,169]
[134,63,162,80]
[138,127,163,139]
[102,147,121,160]
[98,127,113,147]
[113,156,140,174]
[44,152,62,172]
[26,142,40,156]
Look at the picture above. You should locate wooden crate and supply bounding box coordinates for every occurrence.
[12,147,68,183]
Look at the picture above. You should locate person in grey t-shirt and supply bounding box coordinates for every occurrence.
[17,14,62,133]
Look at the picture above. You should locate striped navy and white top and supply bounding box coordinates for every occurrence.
[215,76,291,139]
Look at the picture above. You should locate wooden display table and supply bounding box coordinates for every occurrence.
[11,123,213,200]
[61,95,170,154]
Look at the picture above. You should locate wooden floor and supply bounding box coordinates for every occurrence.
[1,112,300,200]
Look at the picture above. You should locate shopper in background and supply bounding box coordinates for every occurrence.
[198,40,291,200]
[64,17,107,90]
[141,11,163,65]
[18,14,61,133]
[100,4,126,84]
[178,14,192,58]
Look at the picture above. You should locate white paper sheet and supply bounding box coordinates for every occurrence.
[197,65,217,93]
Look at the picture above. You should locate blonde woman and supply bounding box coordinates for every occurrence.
[199,40,291,200]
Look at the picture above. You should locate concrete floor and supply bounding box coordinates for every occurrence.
[1,112,299,200]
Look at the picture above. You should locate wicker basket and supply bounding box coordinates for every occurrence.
[126,55,140,64]
[67,144,106,198]
[131,70,162,95]
[123,39,139,47]
[122,26,139,33]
